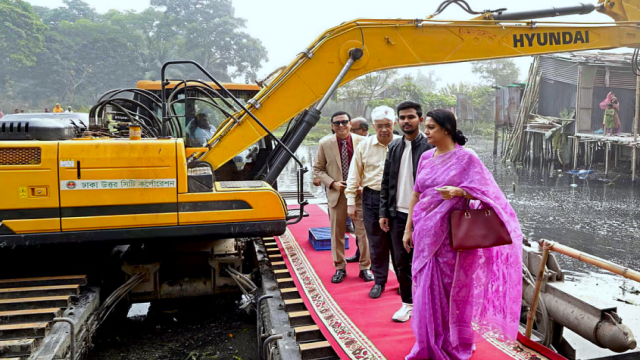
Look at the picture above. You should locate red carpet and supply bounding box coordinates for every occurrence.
[277,204,566,360]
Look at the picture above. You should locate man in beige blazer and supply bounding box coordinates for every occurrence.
[313,111,372,283]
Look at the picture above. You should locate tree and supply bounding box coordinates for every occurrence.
[439,82,495,121]
[0,0,46,69]
[471,59,520,86]
[339,70,398,102]
[102,8,182,80]
[34,0,99,27]
[422,92,456,111]
[338,70,398,115]
[150,0,268,82]
[1,0,270,109]
[413,70,439,93]
[439,82,477,98]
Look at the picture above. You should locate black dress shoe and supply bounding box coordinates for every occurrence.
[359,269,374,282]
[369,284,385,299]
[331,269,347,283]
[346,223,356,233]
[345,255,359,263]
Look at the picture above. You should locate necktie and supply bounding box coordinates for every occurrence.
[341,139,349,181]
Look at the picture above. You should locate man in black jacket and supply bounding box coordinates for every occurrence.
[379,100,433,322]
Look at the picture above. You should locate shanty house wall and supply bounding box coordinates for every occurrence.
[537,79,577,121]
[538,55,638,134]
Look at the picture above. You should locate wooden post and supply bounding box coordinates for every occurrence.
[573,137,579,169]
[633,74,637,180]
[525,246,550,338]
[493,124,499,156]
[576,66,583,132]
[605,142,610,176]
[635,75,639,144]
[634,147,638,182]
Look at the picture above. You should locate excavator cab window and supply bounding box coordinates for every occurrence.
[134,81,260,147]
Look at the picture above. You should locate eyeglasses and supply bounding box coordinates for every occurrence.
[374,123,393,130]
[331,120,350,126]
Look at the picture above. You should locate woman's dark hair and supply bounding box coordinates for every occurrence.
[425,109,468,146]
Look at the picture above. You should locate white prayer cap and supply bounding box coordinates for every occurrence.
[371,105,396,124]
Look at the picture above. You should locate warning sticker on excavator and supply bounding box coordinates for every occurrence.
[60,160,74,167]
[19,187,27,198]
[60,179,176,190]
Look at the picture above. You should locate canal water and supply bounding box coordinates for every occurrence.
[277,134,640,274]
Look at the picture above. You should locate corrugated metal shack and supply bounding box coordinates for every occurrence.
[522,53,639,180]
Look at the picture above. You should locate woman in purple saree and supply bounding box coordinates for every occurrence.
[404,109,523,360]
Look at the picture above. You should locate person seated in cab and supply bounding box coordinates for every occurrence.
[186,112,216,147]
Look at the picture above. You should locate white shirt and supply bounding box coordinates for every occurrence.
[396,138,414,213]
[345,134,401,206]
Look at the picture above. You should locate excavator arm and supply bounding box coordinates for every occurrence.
[199,0,640,170]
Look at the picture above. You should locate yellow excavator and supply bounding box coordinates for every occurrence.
[2,0,640,297]
[2,2,640,359]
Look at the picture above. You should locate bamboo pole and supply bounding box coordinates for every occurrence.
[541,240,640,283]
[504,57,540,163]
[525,246,550,339]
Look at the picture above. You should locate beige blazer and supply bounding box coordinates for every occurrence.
[313,133,365,207]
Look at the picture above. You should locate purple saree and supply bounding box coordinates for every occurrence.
[406,145,523,360]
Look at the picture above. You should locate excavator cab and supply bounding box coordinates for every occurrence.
[0,61,307,249]
[132,80,274,182]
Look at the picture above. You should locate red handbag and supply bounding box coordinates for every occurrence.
[450,200,512,251]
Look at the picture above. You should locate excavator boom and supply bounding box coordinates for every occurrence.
[199,0,640,169]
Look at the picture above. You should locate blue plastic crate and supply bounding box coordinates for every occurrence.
[308,227,349,251]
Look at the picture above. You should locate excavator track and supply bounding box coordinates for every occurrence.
[256,238,339,360]
[0,275,99,360]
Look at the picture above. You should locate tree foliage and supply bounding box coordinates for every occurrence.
[440,82,494,121]
[336,71,497,121]
[471,59,520,86]
[0,0,46,69]
[2,0,268,109]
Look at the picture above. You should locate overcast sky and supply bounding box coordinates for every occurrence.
[26,0,627,86]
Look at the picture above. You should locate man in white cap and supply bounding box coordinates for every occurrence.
[346,105,401,299]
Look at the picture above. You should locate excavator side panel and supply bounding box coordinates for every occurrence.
[0,142,61,235]
[58,139,179,231]
[177,185,287,226]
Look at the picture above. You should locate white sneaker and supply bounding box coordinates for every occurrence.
[392,303,413,323]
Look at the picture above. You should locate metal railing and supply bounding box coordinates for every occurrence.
[525,239,640,338]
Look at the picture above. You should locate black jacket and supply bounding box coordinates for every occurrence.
[380,132,433,218]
